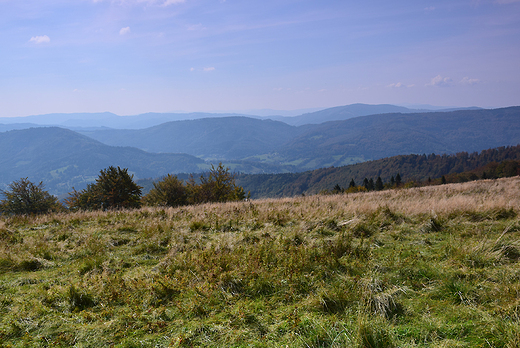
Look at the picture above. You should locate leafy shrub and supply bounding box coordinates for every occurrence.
[143,163,247,207]
[0,178,62,216]
[142,174,187,207]
[187,163,247,204]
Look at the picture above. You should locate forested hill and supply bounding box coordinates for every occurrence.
[236,145,520,198]
[0,127,205,195]
[79,117,301,160]
[274,106,520,170]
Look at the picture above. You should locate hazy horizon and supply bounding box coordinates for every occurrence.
[0,103,503,120]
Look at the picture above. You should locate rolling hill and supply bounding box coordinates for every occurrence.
[0,127,205,195]
[75,107,519,171]
[0,111,247,130]
[0,104,480,131]
[1,106,519,198]
[266,106,520,170]
[236,145,520,198]
[78,117,303,160]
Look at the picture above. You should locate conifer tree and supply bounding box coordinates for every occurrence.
[368,178,375,191]
[332,184,342,194]
[375,176,384,191]
[395,173,402,186]
[66,166,142,211]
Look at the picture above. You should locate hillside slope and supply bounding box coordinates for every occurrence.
[79,117,302,160]
[1,178,519,347]
[271,106,520,170]
[76,107,518,171]
[0,127,205,194]
[0,112,246,129]
[236,145,520,198]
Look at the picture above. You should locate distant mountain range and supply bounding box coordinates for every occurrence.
[270,106,520,170]
[0,103,481,130]
[78,106,519,170]
[0,104,517,197]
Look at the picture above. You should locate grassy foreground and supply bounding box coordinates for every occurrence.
[1,178,520,347]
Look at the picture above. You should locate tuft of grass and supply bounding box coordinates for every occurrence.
[357,320,395,348]
[68,285,96,311]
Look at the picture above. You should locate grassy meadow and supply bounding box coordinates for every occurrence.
[1,177,520,347]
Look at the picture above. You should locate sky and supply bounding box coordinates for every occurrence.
[1,0,519,117]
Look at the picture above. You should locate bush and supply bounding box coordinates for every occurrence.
[187,163,247,204]
[0,178,62,216]
[66,166,142,211]
[142,163,248,207]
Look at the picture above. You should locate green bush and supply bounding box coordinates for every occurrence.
[142,174,187,207]
[0,178,62,216]
[188,163,247,204]
[143,163,248,207]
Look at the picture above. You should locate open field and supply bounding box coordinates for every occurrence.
[1,177,520,347]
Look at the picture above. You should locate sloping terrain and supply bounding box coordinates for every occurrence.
[0,127,205,195]
[271,106,520,170]
[236,145,520,198]
[77,107,519,171]
[267,103,416,126]
[263,104,481,125]
[79,117,302,160]
[0,112,246,129]
[1,178,519,347]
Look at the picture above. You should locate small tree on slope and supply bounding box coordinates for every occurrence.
[0,178,61,215]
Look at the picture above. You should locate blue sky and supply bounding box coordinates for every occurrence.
[1,0,519,117]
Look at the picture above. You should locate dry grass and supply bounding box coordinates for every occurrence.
[0,177,519,347]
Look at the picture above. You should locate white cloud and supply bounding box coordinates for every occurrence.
[29,35,50,44]
[427,75,453,87]
[119,27,131,35]
[203,67,215,72]
[461,77,480,85]
[190,67,195,71]
[424,6,435,11]
[387,82,404,88]
[163,0,185,5]
[387,82,415,88]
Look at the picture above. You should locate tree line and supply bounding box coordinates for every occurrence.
[323,173,403,194]
[0,163,246,216]
[321,159,520,195]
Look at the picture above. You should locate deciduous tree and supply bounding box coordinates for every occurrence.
[0,178,61,215]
